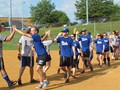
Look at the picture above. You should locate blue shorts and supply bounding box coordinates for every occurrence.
[21,56,34,67]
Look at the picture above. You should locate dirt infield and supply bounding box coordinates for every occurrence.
[0,50,120,90]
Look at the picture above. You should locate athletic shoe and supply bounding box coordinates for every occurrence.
[65,79,69,83]
[42,83,48,89]
[72,75,76,79]
[80,70,85,74]
[30,79,38,83]
[9,81,17,87]
[35,84,43,89]
[18,79,22,85]
[44,80,50,85]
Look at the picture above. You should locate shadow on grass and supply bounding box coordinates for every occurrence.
[47,60,120,90]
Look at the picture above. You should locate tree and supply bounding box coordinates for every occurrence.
[75,0,120,23]
[51,10,70,24]
[30,0,70,25]
[30,0,55,24]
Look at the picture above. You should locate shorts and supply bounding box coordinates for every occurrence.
[60,56,71,67]
[0,57,5,70]
[104,50,109,53]
[96,52,103,55]
[46,55,52,62]
[36,54,47,66]
[110,46,119,53]
[83,51,90,58]
[72,55,79,68]
[21,56,34,67]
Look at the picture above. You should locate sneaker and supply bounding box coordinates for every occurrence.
[72,75,76,79]
[18,79,22,85]
[44,80,50,85]
[80,70,85,74]
[30,79,38,83]
[9,81,17,87]
[42,83,47,89]
[35,84,43,89]
[65,79,69,83]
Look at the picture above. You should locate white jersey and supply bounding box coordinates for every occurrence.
[19,36,34,56]
[42,40,53,55]
[110,35,120,46]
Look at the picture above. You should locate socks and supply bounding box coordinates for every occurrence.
[3,74,11,86]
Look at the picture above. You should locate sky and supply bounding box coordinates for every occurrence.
[0,0,120,22]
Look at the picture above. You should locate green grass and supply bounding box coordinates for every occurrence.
[1,21,120,50]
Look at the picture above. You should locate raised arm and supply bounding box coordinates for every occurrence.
[54,32,62,42]
[12,25,32,38]
[5,28,15,42]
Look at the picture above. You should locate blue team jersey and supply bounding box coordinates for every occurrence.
[118,36,120,46]
[94,39,104,53]
[57,36,73,57]
[103,38,110,51]
[71,41,81,56]
[78,35,92,52]
[31,34,47,56]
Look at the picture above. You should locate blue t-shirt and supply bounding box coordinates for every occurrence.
[118,36,120,46]
[78,35,92,52]
[103,38,109,51]
[94,39,104,53]
[57,36,73,57]
[71,41,81,56]
[31,34,47,56]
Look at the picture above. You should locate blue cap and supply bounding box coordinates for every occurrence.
[87,32,91,36]
[61,28,69,32]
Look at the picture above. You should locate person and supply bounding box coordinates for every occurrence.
[54,28,74,83]
[102,33,112,66]
[109,31,120,60]
[17,27,37,85]
[94,34,104,66]
[70,34,81,78]
[0,25,17,87]
[41,33,53,73]
[13,26,50,89]
[78,28,93,73]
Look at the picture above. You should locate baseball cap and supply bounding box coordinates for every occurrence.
[81,28,87,32]
[61,28,69,32]
[87,32,91,35]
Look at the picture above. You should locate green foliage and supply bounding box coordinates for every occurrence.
[2,21,120,50]
[30,0,55,24]
[51,10,70,24]
[30,0,70,25]
[75,0,120,23]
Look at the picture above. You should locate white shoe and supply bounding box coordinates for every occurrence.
[44,80,50,85]
[42,83,47,89]
[35,84,43,89]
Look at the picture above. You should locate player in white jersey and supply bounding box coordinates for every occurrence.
[17,27,37,85]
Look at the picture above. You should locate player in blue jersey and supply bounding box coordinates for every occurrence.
[13,26,50,89]
[94,34,104,66]
[54,28,74,83]
[78,28,93,73]
[71,34,81,78]
[102,33,112,66]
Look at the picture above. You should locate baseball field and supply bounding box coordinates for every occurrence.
[0,50,120,90]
